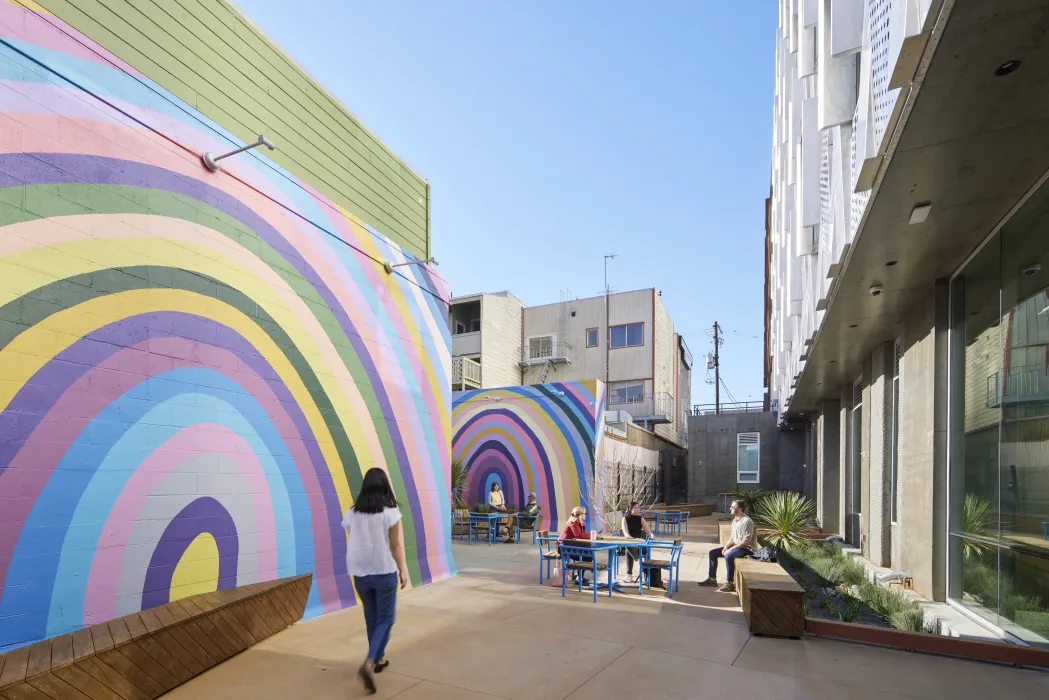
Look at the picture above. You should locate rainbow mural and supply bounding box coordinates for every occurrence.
[452,382,605,533]
[0,1,453,651]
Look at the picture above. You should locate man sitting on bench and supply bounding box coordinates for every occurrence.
[698,499,755,593]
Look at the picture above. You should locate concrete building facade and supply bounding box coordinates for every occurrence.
[767,0,1049,648]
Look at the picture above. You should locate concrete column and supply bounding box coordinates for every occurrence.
[868,342,894,567]
[898,280,950,601]
[816,400,841,534]
[859,361,871,558]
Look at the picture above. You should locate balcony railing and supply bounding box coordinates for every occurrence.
[609,391,674,424]
[519,341,572,366]
[452,356,481,389]
[1000,365,1049,403]
[692,400,767,416]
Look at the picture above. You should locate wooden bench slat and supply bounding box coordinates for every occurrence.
[28,672,93,700]
[0,645,31,688]
[735,559,804,639]
[1,574,312,699]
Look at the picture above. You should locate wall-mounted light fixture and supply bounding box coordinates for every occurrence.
[384,257,438,275]
[202,135,276,172]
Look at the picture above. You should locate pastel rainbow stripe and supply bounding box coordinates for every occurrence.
[0,0,452,651]
[452,382,605,532]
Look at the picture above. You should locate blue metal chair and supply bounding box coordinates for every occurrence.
[468,514,495,545]
[537,531,561,583]
[451,511,468,542]
[515,513,540,544]
[560,544,613,603]
[681,511,690,534]
[663,512,684,537]
[1043,521,1049,540]
[638,538,684,598]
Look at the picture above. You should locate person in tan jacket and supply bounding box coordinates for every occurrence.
[697,500,755,592]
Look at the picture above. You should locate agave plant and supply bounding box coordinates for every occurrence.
[961,493,994,559]
[754,491,816,553]
[450,458,470,511]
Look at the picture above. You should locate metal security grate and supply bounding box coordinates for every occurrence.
[854,377,864,407]
[870,0,895,148]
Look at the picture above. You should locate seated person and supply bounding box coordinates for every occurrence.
[620,501,661,588]
[488,482,508,536]
[559,506,592,584]
[503,492,542,543]
[697,500,755,592]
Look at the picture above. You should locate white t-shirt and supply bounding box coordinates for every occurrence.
[342,506,402,577]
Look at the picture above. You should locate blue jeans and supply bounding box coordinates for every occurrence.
[354,573,398,662]
[708,546,751,582]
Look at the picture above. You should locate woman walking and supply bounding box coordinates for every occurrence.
[342,468,410,694]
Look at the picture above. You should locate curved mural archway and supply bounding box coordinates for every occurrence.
[452,382,606,533]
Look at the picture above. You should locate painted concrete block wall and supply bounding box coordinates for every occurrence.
[34,0,430,258]
[452,382,605,534]
[0,0,452,652]
[479,292,523,389]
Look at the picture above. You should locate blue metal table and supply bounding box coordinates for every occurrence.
[467,512,509,545]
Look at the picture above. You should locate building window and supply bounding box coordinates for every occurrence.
[454,321,465,335]
[586,328,599,348]
[610,322,644,349]
[890,337,901,523]
[469,318,481,332]
[527,334,555,360]
[736,433,760,484]
[608,380,644,406]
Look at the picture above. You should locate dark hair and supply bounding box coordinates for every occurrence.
[628,501,640,510]
[490,482,499,491]
[353,468,398,514]
[732,500,745,512]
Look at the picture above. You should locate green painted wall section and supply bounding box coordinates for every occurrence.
[35,0,430,258]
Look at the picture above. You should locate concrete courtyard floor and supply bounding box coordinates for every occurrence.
[164,516,1049,699]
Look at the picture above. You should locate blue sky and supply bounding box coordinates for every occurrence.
[236,0,777,407]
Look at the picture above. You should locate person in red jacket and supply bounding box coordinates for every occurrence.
[559,506,593,585]
[559,506,590,541]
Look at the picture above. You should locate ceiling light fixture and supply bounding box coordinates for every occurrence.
[849,324,859,328]
[909,202,932,225]
[886,260,898,267]
[995,60,1022,77]
[1022,263,1042,277]
[202,135,275,172]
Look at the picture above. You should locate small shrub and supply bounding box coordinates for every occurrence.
[888,607,926,633]
[451,458,470,510]
[471,502,492,514]
[754,491,816,553]
[840,598,860,623]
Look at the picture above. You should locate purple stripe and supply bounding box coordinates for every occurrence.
[0,152,430,582]
[141,497,238,609]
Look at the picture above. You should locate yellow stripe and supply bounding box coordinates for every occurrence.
[0,231,384,476]
[0,287,355,512]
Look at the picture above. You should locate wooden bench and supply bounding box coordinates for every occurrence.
[0,573,312,700]
[717,518,733,547]
[734,559,804,638]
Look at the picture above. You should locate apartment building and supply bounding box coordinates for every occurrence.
[449,288,692,448]
[767,0,1049,647]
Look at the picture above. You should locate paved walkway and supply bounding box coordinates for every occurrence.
[165,517,1049,699]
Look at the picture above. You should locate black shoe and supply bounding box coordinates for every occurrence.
[697,577,718,587]
[358,665,377,694]
[374,659,389,674]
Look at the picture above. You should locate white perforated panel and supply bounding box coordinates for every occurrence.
[870,0,895,148]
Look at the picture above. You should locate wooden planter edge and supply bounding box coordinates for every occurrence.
[804,617,1049,670]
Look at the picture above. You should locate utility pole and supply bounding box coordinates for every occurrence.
[713,321,721,414]
[604,254,616,389]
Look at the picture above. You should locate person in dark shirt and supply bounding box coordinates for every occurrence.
[620,501,661,587]
[503,492,542,543]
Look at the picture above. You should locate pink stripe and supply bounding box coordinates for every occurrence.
[0,2,146,78]
[453,416,551,508]
[83,424,277,625]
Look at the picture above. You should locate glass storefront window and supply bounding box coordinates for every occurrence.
[949,180,1049,648]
